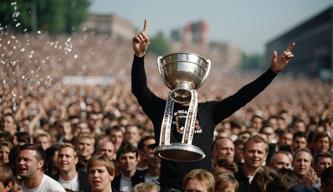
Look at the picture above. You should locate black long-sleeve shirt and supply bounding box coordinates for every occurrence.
[131,55,277,190]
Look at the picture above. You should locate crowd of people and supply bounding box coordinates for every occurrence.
[0,28,332,192]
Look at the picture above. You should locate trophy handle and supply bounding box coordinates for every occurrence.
[202,59,211,82]
[157,56,163,76]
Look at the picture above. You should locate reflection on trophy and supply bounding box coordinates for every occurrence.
[155,52,211,162]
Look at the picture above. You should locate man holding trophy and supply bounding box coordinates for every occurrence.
[131,19,295,191]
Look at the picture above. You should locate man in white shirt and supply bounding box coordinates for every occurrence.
[57,143,91,192]
[17,144,65,192]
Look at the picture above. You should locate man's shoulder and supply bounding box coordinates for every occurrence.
[43,174,66,192]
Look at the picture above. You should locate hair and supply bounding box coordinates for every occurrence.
[14,131,31,144]
[58,143,78,157]
[212,136,234,151]
[137,135,155,150]
[18,143,45,161]
[266,168,297,192]
[215,172,239,192]
[87,155,115,176]
[321,166,333,189]
[0,164,15,192]
[314,152,332,163]
[184,169,215,192]
[33,131,52,143]
[0,113,18,132]
[270,151,292,165]
[75,133,95,146]
[292,131,307,140]
[292,148,312,162]
[313,132,331,144]
[116,144,138,160]
[0,140,13,151]
[244,135,268,153]
[132,182,160,192]
[250,167,278,192]
[214,158,238,174]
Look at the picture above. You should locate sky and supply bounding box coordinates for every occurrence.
[90,0,333,54]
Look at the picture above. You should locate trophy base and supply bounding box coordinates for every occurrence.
[155,143,206,162]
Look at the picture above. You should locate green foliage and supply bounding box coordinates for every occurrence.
[148,32,170,56]
[0,0,90,34]
[240,53,265,71]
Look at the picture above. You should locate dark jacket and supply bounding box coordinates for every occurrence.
[112,170,146,191]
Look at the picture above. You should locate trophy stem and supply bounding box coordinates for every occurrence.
[170,82,193,104]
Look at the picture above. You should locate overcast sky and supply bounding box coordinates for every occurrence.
[90,0,332,54]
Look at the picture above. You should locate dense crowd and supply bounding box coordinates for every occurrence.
[0,32,332,192]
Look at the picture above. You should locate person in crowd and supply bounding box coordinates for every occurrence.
[313,152,332,177]
[277,130,293,151]
[292,148,318,187]
[0,141,13,165]
[13,131,31,146]
[269,150,292,170]
[0,113,18,136]
[312,132,331,155]
[56,143,91,192]
[212,158,238,175]
[95,139,116,161]
[131,19,295,191]
[137,135,156,170]
[75,133,95,172]
[215,172,239,192]
[250,167,278,192]
[292,131,308,152]
[112,144,145,192]
[88,155,116,192]
[234,139,245,166]
[16,144,66,191]
[235,135,268,192]
[144,151,161,185]
[45,144,60,178]
[33,131,53,150]
[266,168,297,192]
[0,164,17,192]
[124,125,141,148]
[183,169,215,192]
[108,126,124,153]
[212,137,235,164]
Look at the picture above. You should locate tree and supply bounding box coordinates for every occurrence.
[148,31,170,56]
[0,0,90,34]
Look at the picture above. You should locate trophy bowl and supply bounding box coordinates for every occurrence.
[155,143,206,162]
[157,53,211,104]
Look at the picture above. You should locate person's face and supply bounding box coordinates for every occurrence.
[292,137,307,151]
[292,151,312,177]
[98,141,115,160]
[185,178,208,192]
[58,147,78,172]
[89,114,103,129]
[294,122,306,132]
[77,138,94,159]
[125,126,140,145]
[118,152,138,173]
[213,138,235,162]
[110,130,123,150]
[279,133,293,147]
[234,144,244,163]
[17,149,43,179]
[270,153,291,170]
[251,117,263,130]
[239,133,251,142]
[262,127,275,141]
[314,137,330,153]
[147,154,161,170]
[143,138,156,158]
[3,116,16,134]
[0,181,12,192]
[89,165,114,191]
[244,142,267,169]
[0,146,10,164]
[315,157,332,176]
[36,136,51,150]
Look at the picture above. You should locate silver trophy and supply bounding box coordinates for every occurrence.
[155,52,211,162]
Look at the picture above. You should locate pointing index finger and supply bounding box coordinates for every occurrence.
[286,42,296,52]
[143,19,148,32]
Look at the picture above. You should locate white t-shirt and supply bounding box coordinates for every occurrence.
[58,174,79,192]
[22,174,66,192]
[119,174,132,192]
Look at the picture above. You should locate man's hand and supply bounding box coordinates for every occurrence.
[271,42,295,73]
[133,19,149,57]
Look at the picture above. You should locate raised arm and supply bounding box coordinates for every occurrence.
[131,20,165,120]
[210,43,296,124]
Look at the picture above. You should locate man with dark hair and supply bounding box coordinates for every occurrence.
[314,152,332,177]
[313,132,331,154]
[137,135,156,170]
[269,151,292,170]
[292,131,307,152]
[112,144,145,191]
[132,20,295,191]
[17,144,65,191]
